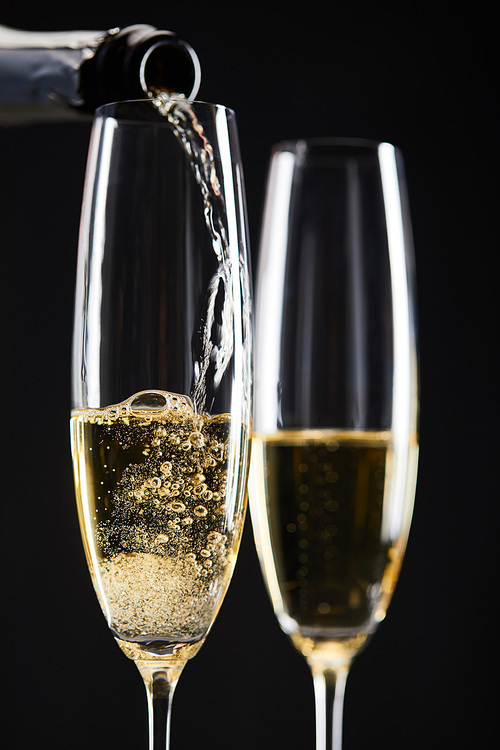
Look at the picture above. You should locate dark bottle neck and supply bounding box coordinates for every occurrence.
[79,25,201,111]
[0,24,201,110]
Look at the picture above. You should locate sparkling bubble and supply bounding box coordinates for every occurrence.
[194,505,208,517]
[190,431,205,447]
[161,461,172,475]
[207,531,223,544]
[168,501,186,513]
[209,443,225,461]
[326,471,339,484]
[130,392,167,412]
[325,499,339,512]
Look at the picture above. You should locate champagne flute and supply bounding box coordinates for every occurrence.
[249,139,418,750]
[70,99,252,749]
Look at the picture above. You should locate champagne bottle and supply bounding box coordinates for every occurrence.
[0,24,201,111]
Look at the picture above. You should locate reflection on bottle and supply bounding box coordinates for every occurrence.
[0,24,201,111]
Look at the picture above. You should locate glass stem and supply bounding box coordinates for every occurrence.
[312,665,349,750]
[138,664,184,750]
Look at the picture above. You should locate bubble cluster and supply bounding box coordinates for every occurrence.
[98,552,214,641]
[259,430,393,632]
[97,401,229,571]
[73,390,243,642]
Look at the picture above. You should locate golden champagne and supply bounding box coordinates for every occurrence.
[251,430,418,661]
[71,390,246,662]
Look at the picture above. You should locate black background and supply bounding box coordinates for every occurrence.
[3,2,498,748]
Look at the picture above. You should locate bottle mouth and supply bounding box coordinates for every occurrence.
[139,38,201,101]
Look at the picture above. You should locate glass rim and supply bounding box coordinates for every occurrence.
[272,136,400,155]
[94,97,236,121]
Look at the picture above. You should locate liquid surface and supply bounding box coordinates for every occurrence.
[251,429,416,661]
[71,390,246,659]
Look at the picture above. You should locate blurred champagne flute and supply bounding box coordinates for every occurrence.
[250,139,418,750]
